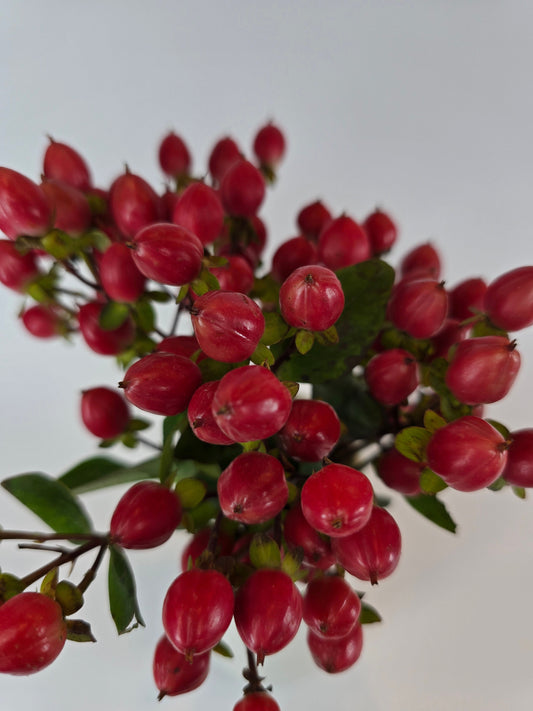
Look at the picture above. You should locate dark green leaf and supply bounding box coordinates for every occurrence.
[160,413,186,484]
[261,311,289,345]
[58,456,159,495]
[134,300,155,333]
[99,301,130,330]
[425,358,472,421]
[146,290,171,303]
[486,419,511,439]
[59,456,125,491]
[108,545,145,634]
[419,467,447,494]
[488,477,507,491]
[360,602,382,624]
[395,427,432,463]
[66,619,97,643]
[212,640,234,658]
[405,494,457,533]
[163,413,188,442]
[272,260,395,383]
[2,473,92,534]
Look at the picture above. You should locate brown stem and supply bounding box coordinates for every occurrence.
[19,539,103,589]
[0,531,108,543]
[77,544,108,594]
[242,647,268,693]
[64,261,101,290]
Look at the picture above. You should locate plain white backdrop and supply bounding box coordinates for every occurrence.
[1,1,533,709]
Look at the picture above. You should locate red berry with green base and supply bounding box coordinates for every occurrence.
[109,171,161,238]
[253,122,286,169]
[220,160,266,217]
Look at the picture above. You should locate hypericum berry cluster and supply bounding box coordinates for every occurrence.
[1,122,533,710]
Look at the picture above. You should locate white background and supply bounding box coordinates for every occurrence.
[1,1,533,709]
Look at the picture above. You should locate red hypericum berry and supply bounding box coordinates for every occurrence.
[156,334,206,362]
[0,592,67,675]
[109,171,161,238]
[212,365,293,442]
[445,336,520,404]
[21,304,63,339]
[234,568,302,664]
[301,463,374,538]
[333,506,402,584]
[153,636,209,700]
[220,160,266,217]
[278,399,341,461]
[81,386,130,439]
[426,415,508,491]
[162,569,234,658]
[307,623,363,673]
[131,223,203,286]
[191,290,264,363]
[279,264,345,332]
[0,167,51,239]
[271,235,318,283]
[180,526,234,572]
[377,447,423,496]
[120,352,202,416]
[283,501,336,570]
[297,200,332,242]
[400,242,441,281]
[78,301,135,355]
[158,132,191,178]
[387,278,448,339]
[430,318,471,360]
[253,122,286,168]
[218,451,288,524]
[43,138,92,191]
[208,136,242,184]
[502,429,533,487]
[448,277,488,322]
[484,266,533,332]
[362,208,398,255]
[0,240,40,291]
[172,182,224,245]
[187,380,235,445]
[110,481,181,549]
[317,214,371,270]
[210,254,254,294]
[365,348,419,406]
[303,575,361,639]
[99,242,146,303]
[40,179,91,236]
[233,692,281,711]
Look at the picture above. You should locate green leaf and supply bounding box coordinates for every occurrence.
[146,290,172,303]
[212,640,234,658]
[419,467,447,494]
[512,486,527,500]
[423,410,447,433]
[99,301,130,330]
[191,278,209,296]
[133,300,155,333]
[108,545,145,635]
[200,267,220,292]
[295,329,315,355]
[405,494,457,533]
[58,456,160,495]
[486,419,511,439]
[395,427,432,463]
[2,473,92,534]
[163,413,188,442]
[66,619,97,643]
[471,318,508,338]
[175,478,206,509]
[261,311,290,345]
[425,358,472,421]
[160,413,186,484]
[251,273,280,304]
[360,601,382,624]
[250,342,275,366]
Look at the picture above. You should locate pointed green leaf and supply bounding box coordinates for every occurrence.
[405,494,457,533]
[2,473,92,534]
[419,467,447,494]
[250,342,275,366]
[423,410,447,433]
[261,311,290,345]
[295,329,315,355]
[108,545,145,635]
[99,301,130,330]
[395,427,432,463]
[486,419,511,439]
[360,601,382,624]
[58,456,161,495]
[66,619,97,643]
[212,640,234,658]
[512,486,527,500]
[134,300,155,332]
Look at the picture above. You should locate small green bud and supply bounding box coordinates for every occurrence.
[55,580,84,616]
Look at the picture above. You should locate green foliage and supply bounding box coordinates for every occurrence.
[107,545,145,635]
[405,494,457,533]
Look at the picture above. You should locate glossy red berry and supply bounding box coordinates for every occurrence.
[426,415,508,491]
[445,336,520,404]
[162,569,234,658]
[158,132,191,178]
[279,264,345,332]
[301,463,374,538]
[99,242,146,303]
[307,622,363,673]
[234,568,302,664]
[332,506,402,584]
[43,138,92,191]
[484,266,533,332]
[40,179,91,236]
[220,160,266,217]
[208,136,242,184]
[283,501,336,570]
[212,365,293,442]
[156,334,203,360]
[109,171,161,238]
[217,451,288,524]
[153,635,209,699]
[278,399,341,461]
[21,304,63,339]
[253,122,286,168]
[172,182,224,245]
[0,592,67,675]
[377,448,423,496]
[0,240,40,291]
[120,352,202,416]
[233,692,281,711]
[448,277,487,321]
[110,481,181,549]
[365,348,419,405]
[430,318,471,360]
[388,278,448,339]
[191,290,265,363]
[187,380,235,445]
[317,214,371,270]
[78,301,135,355]
[210,254,254,294]
[81,386,130,439]
[271,235,318,283]
[400,242,441,281]
[502,429,533,487]
[296,200,332,241]
[362,208,398,255]
[132,223,203,286]
[303,575,361,639]
[0,167,51,239]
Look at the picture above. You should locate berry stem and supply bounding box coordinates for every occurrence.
[77,543,108,594]
[19,539,106,589]
[0,530,108,543]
